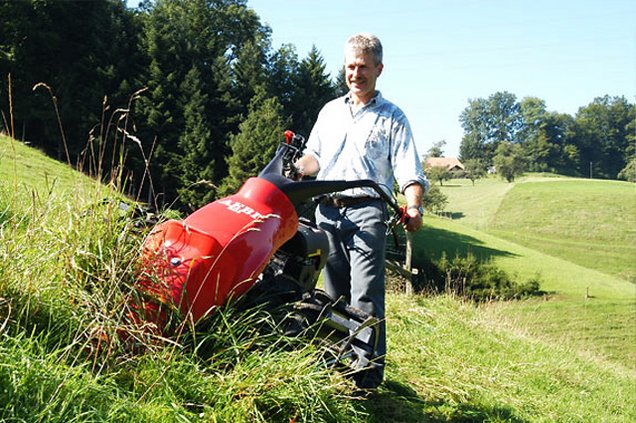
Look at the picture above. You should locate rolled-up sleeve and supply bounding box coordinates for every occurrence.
[391,114,429,193]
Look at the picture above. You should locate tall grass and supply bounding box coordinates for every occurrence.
[2,136,635,421]
[0,135,363,421]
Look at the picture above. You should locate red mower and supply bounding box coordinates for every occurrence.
[132,130,408,368]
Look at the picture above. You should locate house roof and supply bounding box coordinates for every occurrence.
[425,157,465,170]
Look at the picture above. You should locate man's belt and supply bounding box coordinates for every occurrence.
[321,195,379,208]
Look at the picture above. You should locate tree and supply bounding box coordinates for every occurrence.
[459,91,522,164]
[618,157,636,182]
[268,44,300,118]
[540,112,579,175]
[427,140,446,158]
[232,38,270,112]
[137,0,270,205]
[463,158,486,186]
[290,46,335,136]
[518,97,553,172]
[426,165,452,186]
[220,92,289,196]
[334,66,348,97]
[493,142,526,182]
[0,0,142,161]
[573,96,635,179]
[174,66,216,210]
[422,185,448,214]
[459,97,490,162]
[488,91,522,145]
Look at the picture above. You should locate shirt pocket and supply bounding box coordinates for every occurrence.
[363,126,388,161]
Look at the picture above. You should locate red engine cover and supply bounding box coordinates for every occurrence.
[136,177,298,327]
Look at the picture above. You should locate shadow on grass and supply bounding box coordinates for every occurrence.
[435,211,465,220]
[412,224,517,265]
[360,379,528,422]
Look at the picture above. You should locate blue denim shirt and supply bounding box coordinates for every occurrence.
[305,91,428,198]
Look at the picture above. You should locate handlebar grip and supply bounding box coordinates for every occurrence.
[399,205,410,224]
[284,130,295,144]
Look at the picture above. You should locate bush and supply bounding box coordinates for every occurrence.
[405,252,545,302]
[423,185,448,214]
[617,157,636,182]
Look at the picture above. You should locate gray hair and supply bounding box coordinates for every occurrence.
[345,33,383,65]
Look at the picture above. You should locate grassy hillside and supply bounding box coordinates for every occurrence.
[415,216,635,371]
[424,175,636,373]
[1,135,634,421]
[0,135,95,196]
[439,175,636,281]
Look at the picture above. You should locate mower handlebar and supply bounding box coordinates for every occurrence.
[259,130,405,221]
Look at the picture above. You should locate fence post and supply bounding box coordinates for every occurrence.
[404,232,414,295]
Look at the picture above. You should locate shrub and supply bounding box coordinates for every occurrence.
[423,185,448,214]
[404,252,545,302]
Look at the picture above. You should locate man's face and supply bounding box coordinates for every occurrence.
[345,48,383,103]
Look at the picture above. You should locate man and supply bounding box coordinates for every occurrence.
[295,33,428,389]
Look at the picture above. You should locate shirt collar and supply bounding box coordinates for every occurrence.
[344,90,383,108]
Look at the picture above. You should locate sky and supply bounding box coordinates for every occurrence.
[129,0,636,158]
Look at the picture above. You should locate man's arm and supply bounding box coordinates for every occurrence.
[403,182,424,232]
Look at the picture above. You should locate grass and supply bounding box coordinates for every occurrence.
[0,135,358,421]
[0,135,95,196]
[438,175,636,281]
[414,216,636,371]
[1,135,635,421]
[384,295,635,422]
[421,175,636,375]
[489,179,636,281]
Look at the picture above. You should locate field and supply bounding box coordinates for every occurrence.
[1,135,635,421]
[421,176,636,371]
[442,175,635,281]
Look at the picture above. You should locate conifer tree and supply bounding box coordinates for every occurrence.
[291,46,335,136]
[220,92,289,195]
[174,66,216,210]
[268,44,300,120]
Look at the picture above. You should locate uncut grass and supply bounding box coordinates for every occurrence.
[0,146,361,422]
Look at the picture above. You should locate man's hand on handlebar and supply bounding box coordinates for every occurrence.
[403,207,423,232]
[284,165,304,181]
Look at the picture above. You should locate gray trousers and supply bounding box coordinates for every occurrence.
[315,200,387,376]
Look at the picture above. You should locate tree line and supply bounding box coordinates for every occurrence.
[2,1,634,214]
[457,91,635,182]
[0,0,344,210]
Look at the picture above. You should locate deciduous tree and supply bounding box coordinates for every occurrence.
[459,92,522,164]
[618,157,636,182]
[463,159,486,186]
[493,141,526,182]
[426,165,453,186]
[573,96,635,179]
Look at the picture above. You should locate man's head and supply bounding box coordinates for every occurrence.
[344,33,384,105]
[345,33,383,65]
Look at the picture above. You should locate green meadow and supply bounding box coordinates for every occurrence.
[1,135,634,421]
[418,175,635,372]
